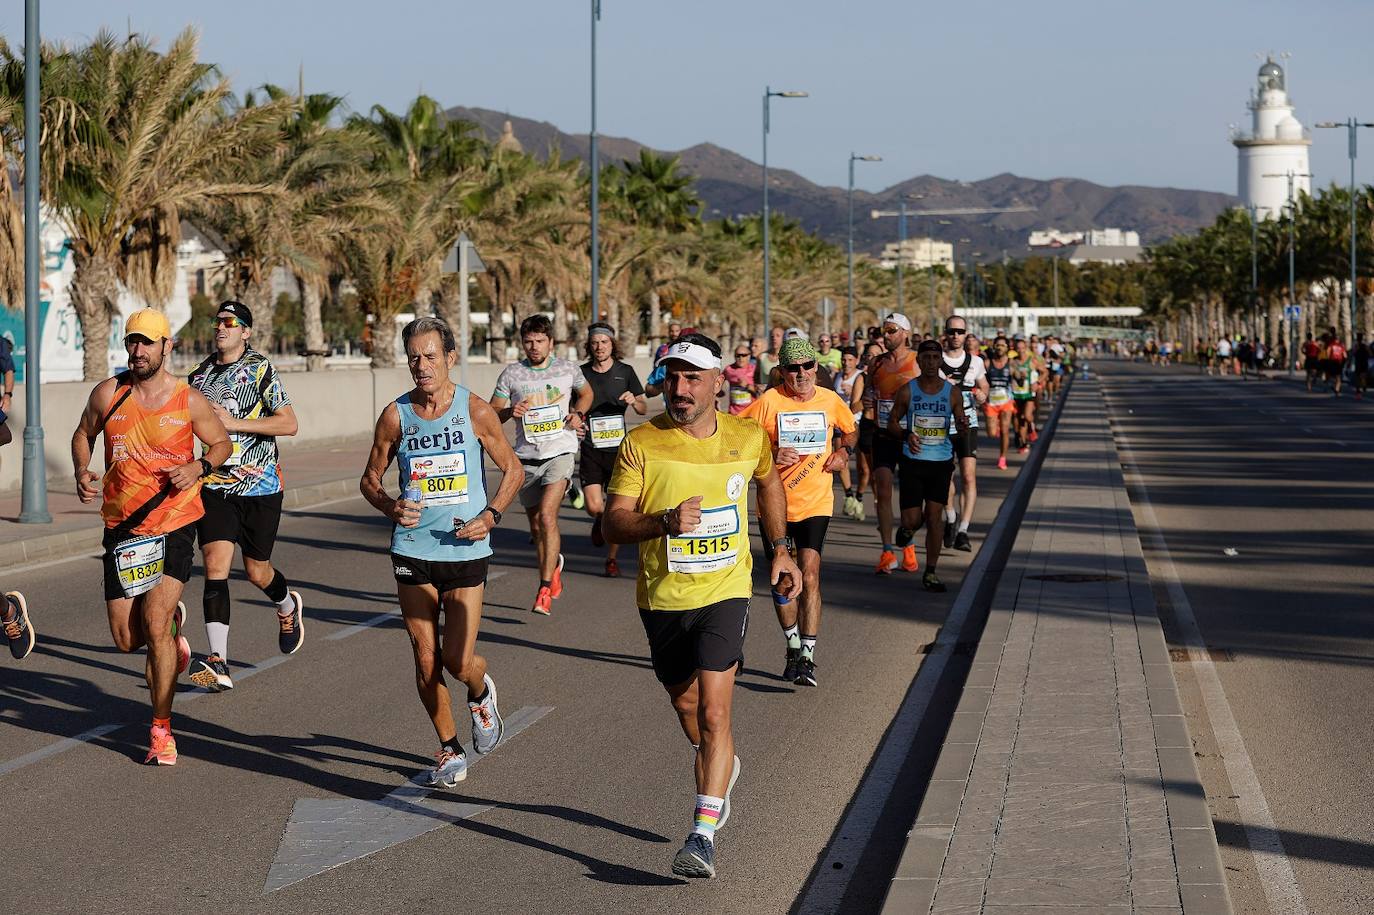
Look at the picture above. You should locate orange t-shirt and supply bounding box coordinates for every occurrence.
[101,380,205,535]
[741,386,857,522]
[870,348,918,429]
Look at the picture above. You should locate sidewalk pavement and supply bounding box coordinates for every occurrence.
[880,377,1232,914]
[0,436,371,571]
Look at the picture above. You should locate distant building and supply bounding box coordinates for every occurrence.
[879,237,953,271]
[1065,244,1143,266]
[1230,56,1311,221]
[1028,227,1139,248]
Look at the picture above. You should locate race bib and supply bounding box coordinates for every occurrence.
[877,398,895,425]
[729,387,753,406]
[115,534,165,598]
[988,386,1011,406]
[666,505,740,574]
[777,411,828,455]
[522,404,564,441]
[203,435,244,468]
[410,452,470,506]
[589,415,626,449]
[915,415,948,440]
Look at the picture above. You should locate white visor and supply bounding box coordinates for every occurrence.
[657,340,722,370]
[883,313,912,332]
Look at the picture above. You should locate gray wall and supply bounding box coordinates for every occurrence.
[0,356,656,492]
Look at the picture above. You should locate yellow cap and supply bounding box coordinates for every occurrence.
[124,309,171,341]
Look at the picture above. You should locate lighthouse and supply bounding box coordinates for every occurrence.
[1232,57,1312,220]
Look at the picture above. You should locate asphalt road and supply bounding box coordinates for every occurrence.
[1097,359,1374,914]
[0,434,1025,914]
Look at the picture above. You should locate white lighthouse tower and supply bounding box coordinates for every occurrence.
[1232,56,1311,220]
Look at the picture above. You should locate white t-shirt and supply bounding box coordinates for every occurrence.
[493,357,587,460]
[940,351,986,428]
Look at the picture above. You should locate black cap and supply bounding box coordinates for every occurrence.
[217,300,254,327]
[917,339,943,355]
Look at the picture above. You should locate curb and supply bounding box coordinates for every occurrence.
[0,476,361,575]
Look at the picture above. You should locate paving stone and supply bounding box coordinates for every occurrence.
[880,877,937,914]
[984,876,1130,906]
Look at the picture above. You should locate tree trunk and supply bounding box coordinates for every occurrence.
[435,282,462,339]
[553,294,569,357]
[609,295,636,357]
[648,290,662,346]
[301,278,327,372]
[1267,298,1282,348]
[1362,291,1373,343]
[371,310,399,368]
[71,251,120,381]
[244,279,276,356]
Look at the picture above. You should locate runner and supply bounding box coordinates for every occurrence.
[1302,333,1319,390]
[983,338,1015,470]
[868,314,919,574]
[888,339,968,593]
[755,325,784,389]
[815,332,842,375]
[1009,336,1043,454]
[603,332,801,879]
[185,301,304,692]
[741,337,857,686]
[939,315,988,553]
[833,346,865,518]
[360,317,521,785]
[722,342,759,415]
[491,314,592,615]
[2,589,34,660]
[1326,333,1348,397]
[850,342,883,523]
[579,322,647,578]
[71,308,231,765]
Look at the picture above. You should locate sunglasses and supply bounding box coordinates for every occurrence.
[734,351,750,358]
[214,316,246,329]
[882,326,903,335]
[782,361,816,373]
[945,328,967,336]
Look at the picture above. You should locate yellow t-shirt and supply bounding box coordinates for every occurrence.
[741,386,858,522]
[608,412,773,611]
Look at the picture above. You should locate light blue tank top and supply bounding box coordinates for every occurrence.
[902,378,955,462]
[391,388,492,562]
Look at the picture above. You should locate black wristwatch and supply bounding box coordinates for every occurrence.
[198,458,213,478]
[771,536,796,554]
[484,506,503,526]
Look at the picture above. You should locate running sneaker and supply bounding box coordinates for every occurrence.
[604,558,620,578]
[671,833,716,879]
[717,755,742,830]
[1029,429,1038,443]
[591,514,605,548]
[922,570,947,593]
[469,673,504,754]
[854,499,866,522]
[795,656,818,687]
[144,725,178,766]
[1018,445,1029,455]
[900,545,920,573]
[428,747,467,787]
[954,531,972,552]
[188,653,234,691]
[997,456,1008,470]
[943,521,957,550]
[874,550,898,575]
[843,495,858,519]
[278,591,305,655]
[172,602,191,675]
[550,553,565,599]
[3,591,34,661]
[532,586,553,616]
[782,646,801,682]
[569,483,585,510]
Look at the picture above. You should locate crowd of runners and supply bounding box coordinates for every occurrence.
[1130,328,1371,399]
[0,303,1076,881]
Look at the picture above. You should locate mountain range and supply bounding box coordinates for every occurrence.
[447,106,1238,262]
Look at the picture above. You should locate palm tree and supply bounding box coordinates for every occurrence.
[4,29,288,380]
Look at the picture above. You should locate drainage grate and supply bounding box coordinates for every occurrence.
[1169,647,1235,663]
[1028,573,1124,583]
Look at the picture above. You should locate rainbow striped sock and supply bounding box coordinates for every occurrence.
[692,794,724,839]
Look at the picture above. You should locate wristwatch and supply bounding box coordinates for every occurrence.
[484,506,503,526]
[198,458,213,477]
[659,509,675,535]
[771,536,796,554]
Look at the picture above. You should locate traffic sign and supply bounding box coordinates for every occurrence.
[1284,305,1302,319]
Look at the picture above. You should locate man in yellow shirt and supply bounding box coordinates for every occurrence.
[604,332,801,880]
[741,338,857,687]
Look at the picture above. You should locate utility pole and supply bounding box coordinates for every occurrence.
[588,0,601,324]
[20,0,51,524]
[1265,169,1311,374]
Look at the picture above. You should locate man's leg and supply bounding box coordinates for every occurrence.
[200,539,235,660]
[795,547,823,684]
[398,584,459,744]
[874,466,895,548]
[583,482,618,562]
[957,455,977,536]
[694,667,737,799]
[535,478,567,583]
[106,596,147,655]
[439,584,488,698]
[924,498,945,573]
[139,577,187,720]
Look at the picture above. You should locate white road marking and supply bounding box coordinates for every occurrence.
[264,704,554,893]
[324,571,507,641]
[0,723,121,777]
[1109,388,1309,915]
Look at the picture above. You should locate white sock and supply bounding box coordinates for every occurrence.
[206,621,229,660]
[958,519,970,533]
[800,635,817,660]
[944,507,957,523]
[782,624,800,649]
[276,594,296,617]
[692,794,724,839]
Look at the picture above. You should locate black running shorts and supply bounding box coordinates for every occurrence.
[102,523,197,602]
[578,444,619,488]
[872,431,902,471]
[392,554,489,592]
[197,488,284,561]
[898,456,954,511]
[639,599,749,686]
[755,515,831,555]
[951,427,978,460]
[857,417,877,456]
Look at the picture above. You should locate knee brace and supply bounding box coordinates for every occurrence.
[203,579,231,625]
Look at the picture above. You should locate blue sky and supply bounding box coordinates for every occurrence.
[12,0,1374,195]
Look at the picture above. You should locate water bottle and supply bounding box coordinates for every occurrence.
[403,476,424,516]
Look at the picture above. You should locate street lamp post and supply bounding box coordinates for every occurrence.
[1248,204,1259,342]
[588,0,601,324]
[847,153,881,339]
[20,0,50,524]
[1264,169,1311,374]
[762,86,807,336]
[1315,117,1374,341]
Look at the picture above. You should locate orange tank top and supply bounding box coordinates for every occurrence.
[873,349,918,399]
[101,380,204,535]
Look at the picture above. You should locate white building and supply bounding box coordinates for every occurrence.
[1028,227,1139,248]
[879,237,953,271]
[1231,56,1312,220]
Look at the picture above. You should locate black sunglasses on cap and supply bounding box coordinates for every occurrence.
[782,361,816,373]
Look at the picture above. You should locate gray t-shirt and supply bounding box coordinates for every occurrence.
[493,357,587,460]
